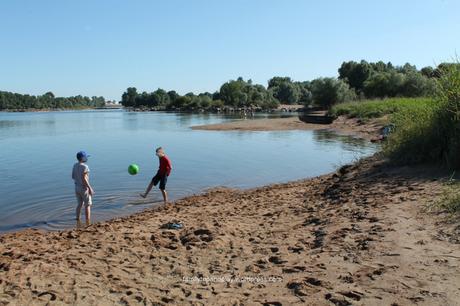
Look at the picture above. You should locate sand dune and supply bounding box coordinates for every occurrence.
[1,156,459,305]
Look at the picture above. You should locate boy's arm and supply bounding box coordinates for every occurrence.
[167,159,172,176]
[82,171,94,195]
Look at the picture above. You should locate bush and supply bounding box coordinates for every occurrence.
[384,62,460,168]
[310,78,356,109]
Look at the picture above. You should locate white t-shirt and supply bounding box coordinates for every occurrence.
[72,162,90,189]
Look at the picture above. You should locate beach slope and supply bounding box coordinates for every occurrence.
[0,156,459,305]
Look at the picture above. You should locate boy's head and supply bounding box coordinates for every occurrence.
[76,151,90,163]
[155,147,165,157]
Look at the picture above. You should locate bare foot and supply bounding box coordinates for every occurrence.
[140,193,147,198]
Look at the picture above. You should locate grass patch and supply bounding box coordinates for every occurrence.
[329,97,435,119]
[383,105,440,164]
[428,180,460,215]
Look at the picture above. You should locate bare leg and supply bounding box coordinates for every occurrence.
[161,189,168,204]
[85,206,91,225]
[76,201,82,221]
[141,181,155,198]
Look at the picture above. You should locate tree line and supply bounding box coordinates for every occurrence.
[0,91,106,110]
[1,60,453,111]
[122,60,453,110]
[121,78,279,111]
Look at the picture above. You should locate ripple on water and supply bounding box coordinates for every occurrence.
[0,186,197,232]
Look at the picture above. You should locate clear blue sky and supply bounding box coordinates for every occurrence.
[1,0,459,101]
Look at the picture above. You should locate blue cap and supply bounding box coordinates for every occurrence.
[76,151,90,161]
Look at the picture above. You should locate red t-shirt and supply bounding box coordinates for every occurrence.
[158,155,172,176]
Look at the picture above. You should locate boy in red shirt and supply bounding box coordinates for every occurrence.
[140,147,172,204]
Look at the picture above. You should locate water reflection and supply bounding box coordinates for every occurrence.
[313,129,378,152]
[0,120,26,128]
[313,129,365,145]
[122,112,141,130]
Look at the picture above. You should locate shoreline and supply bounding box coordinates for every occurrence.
[1,155,459,304]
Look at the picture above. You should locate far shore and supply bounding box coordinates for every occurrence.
[192,115,385,140]
[0,106,122,113]
[1,107,96,113]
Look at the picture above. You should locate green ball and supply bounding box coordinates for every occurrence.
[128,164,139,175]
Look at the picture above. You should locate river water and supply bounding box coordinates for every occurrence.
[0,110,377,232]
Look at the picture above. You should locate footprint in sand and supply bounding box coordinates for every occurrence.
[268,256,287,265]
[287,245,304,253]
[312,228,326,249]
[324,293,352,306]
[339,290,364,301]
[263,302,282,306]
[37,291,57,302]
[282,266,306,273]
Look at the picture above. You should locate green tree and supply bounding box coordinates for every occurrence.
[421,66,435,78]
[121,87,138,107]
[219,78,278,109]
[267,76,301,104]
[363,71,406,98]
[338,60,372,93]
[152,88,170,107]
[167,90,179,103]
[400,72,436,97]
[44,91,55,99]
[296,81,313,105]
[310,78,356,109]
[219,79,249,107]
[168,95,191,110]
[398,63,417,74]
[268,77,292,89]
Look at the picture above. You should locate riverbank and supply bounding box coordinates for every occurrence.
[0,107,95,113]
[0,155,459,305]
[192,115,385,140]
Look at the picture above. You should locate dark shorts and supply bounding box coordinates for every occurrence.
[151,173,168,190]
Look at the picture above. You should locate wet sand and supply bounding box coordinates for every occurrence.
[1,155,459,305]
[191,117,330,131]
[191,116,385,141]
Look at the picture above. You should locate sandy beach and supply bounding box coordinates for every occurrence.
[191,116,385,141]
[1,153,459,305]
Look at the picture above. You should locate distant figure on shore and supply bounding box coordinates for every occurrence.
[72,151,94,226]
[140,147,172,204]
